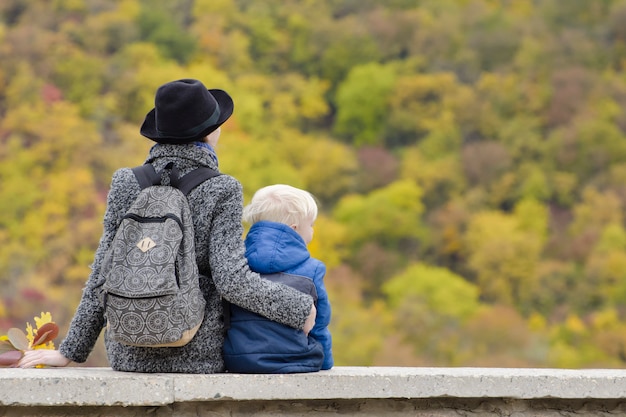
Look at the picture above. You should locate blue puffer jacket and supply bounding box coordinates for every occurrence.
[223,221,333,373]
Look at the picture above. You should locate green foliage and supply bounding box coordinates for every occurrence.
[568,187,623,239]
[384,263,479,318]
[52,48,105,116]
[514,198,549,240]
[386,72,473,147]
[401,146,465,209]
[307,215,347,270]
[333,180,425,251]
[277,132,358,205]
[137,6,196,64]
[333,63,397,146]
[219,132,303,199]
[383,263,481,365]
[64,1,139,55]
[230,73,330,134]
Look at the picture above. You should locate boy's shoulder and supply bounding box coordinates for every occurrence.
[286,256,326,280]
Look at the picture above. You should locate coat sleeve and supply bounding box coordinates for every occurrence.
[206,178,313,330]
[309,260,334,369]
[59,169,139,363]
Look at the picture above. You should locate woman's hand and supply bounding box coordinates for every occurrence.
[18,349,71,368]
[303,304,317,335]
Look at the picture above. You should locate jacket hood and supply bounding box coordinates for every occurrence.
[245,221,310,274]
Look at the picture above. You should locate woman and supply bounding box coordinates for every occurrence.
[19,79,316,373]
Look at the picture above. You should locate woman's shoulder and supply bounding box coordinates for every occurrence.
[212,172,241,186]
[196,171,241,193]
[110,167,137,186]
[183,172,244,213]
[195,170,244,196]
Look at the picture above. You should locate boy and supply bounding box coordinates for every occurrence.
[223,184,333,373]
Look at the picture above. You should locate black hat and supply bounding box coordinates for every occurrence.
[140,79,234,144]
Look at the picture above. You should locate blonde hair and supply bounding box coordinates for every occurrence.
[243,184,318,226]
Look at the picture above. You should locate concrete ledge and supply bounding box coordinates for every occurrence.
[2,367,626,416]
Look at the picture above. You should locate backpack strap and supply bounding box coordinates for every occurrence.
[131,164,161,190]
[132,163,220,195]
[174,166,220,196]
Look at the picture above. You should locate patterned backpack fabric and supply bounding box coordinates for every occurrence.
[100,162,218,347]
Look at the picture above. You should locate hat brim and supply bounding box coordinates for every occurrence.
[140,88,234,144]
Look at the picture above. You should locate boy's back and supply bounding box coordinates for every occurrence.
[223,271,324,373]
[223,185,334,373]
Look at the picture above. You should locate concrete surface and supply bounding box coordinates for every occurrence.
[2,366,626,416]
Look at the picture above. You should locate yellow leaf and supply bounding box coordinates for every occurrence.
[25,323,34,345]
[34,312,53,329]
[33,341,55,351]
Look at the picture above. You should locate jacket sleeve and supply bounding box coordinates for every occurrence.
[206,178,313,330]
[309,261,334,369]
[59,169,139,363]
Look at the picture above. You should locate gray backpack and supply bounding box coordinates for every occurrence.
[100,162,218,347]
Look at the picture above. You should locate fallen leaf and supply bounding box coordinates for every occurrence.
[0,350,23,366]
[0,340,15,354]
[7,328,30,351]
[32,322,59,347]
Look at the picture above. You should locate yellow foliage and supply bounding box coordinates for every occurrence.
[551,171,578,206]
[527,312,547,332]
[594,223,626,253]
[193,0,236,15]
[591,309,619,330]
[564,314,586,335]
[307,215,347,270]
[25,323,35,345]
[293,77,330,120]
[219,131,303,200]
[401,147,464,199]
[514,198,548,241]
[388,72,474,139]
[333,180,424,249]
[384,263,480,319]
[569,187,623,237]
[186,62,233,92]
[465,209,545,305]
[328,270,393,366]
[117,0,140,17]
[548,341,585,368]
[33,312,53,329]
[278,133,358,204]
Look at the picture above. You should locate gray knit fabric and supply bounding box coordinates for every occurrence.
[59,144,313,373]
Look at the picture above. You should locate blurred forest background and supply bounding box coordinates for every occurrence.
[2,0,626,368]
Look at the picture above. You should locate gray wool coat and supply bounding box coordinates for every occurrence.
[59,143,313,373]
